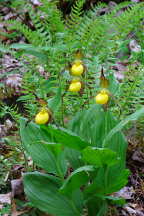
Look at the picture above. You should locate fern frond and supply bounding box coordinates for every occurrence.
[0,43,11,53]
[77,3,108,49]
[66,0,85,29]
[109,2,144,37]
[77,2,144,54]
[39,0,65,41]
[28,9,51,45]
[120,66,144,116]
[6,20,45,46]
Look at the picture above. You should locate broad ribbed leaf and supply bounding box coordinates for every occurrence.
[69,105,129,200]
[41,125,89,151]
[72,189,84,211]
[24,172,81,216]
[105,196,125,205]
[68,105,102,145]
[87,198,108,216]
[20,118,66,175]
[103,106,144,146]
[84,168,129,196]
[69,105,127,166]
[60,166,94,194]
[82,147,119,167]
[65,148,83,169]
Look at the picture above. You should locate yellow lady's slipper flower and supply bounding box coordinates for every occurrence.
[68,79,82,92]
[71,60,84,76]
[35,108,49,124]
[95,90,109,105]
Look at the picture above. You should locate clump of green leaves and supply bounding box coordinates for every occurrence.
[1,1,144,120]
[20,105,144,216]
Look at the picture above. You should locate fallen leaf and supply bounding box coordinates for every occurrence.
[121,209,127,216]
[0,119,14,138]
[124,205,136,214]
[4,12,17,20]
[131,0,139,2]
[114,186,134,200]
[11,178,24,197]
[0,193,11,204]
[5,74,22,89]
[30,0,42,6]
[132,149,144,163]
[113,62,126,82]
[129,39,141,53]
[0,7,10,15]
[114,71,124,82]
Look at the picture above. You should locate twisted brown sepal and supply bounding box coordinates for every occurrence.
[79,82,84,95]
[46,108,53,124]
[102,103,109,112]
[38,99,47,106]
[67,62,72,72]
[100,67,109,88]
[74,49,83,59]
[33,93,47,106]
[33,93,53,124]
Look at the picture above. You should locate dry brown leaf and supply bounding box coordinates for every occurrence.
[11,178,24,197]
[114,186,134,200]
[30,0,42,6]
[122,203,144,216]
[0,192,11,204]
[131,0,139,2]
[129,39,141,53]
[0,204,3,209]
[113,62,126,82]
[132,149,144,163]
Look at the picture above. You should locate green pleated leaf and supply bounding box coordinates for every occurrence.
[41,125,89,151]
[69,105,127,167]
[87,198,108,216]
[65,148,83,169]
[69,105,130,200]
[71,189,84,211]
[103,106,144,147]
[60,165,94,194]
[20,118,67,176]
[24,172,81,216]
[105,169,130,194]
[82,147,119,167]
[68,105,102,145]
[105,196,125,206]
[84,168,129,196]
